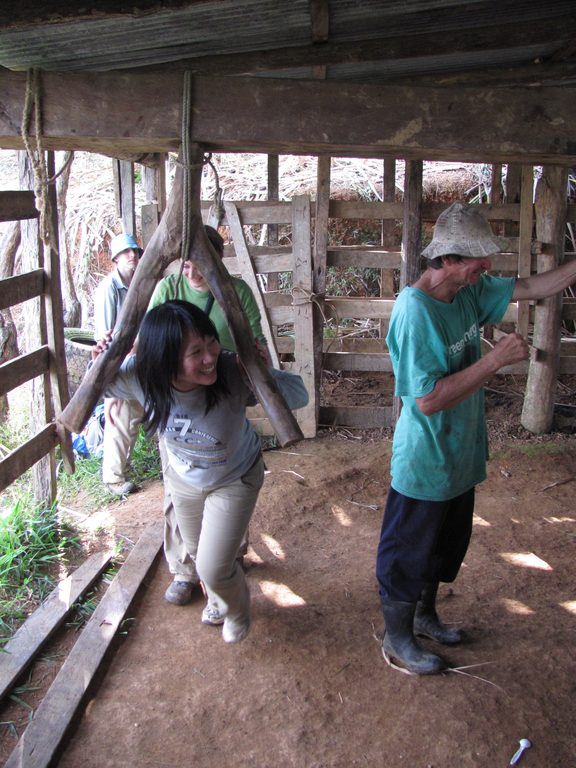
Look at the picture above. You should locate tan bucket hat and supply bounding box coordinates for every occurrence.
[422,202,508,260]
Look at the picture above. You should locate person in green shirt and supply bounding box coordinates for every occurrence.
[149,225,268,607]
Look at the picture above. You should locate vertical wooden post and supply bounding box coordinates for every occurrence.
[293,194,317,437]
[313,155,330,413]
[380,156,396,339]
[141,154,166,247]
[113,159,136,235]
[517,165,535,337]
[521,165,569,434]
[46,151,74,473]
[400,160,423,289]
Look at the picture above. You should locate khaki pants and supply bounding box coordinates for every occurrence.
[165,457,264,622]
[160,438,249,581]
[101,398,144,484]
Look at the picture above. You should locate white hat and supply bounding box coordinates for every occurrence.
[422,202,508,260]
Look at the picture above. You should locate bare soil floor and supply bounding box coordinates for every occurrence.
[2,384,576,767]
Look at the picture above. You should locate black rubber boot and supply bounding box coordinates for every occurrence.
[414,582,465,645]
[381,599,447,675]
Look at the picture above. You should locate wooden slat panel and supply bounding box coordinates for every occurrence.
[0,425,58,493]
[0,191,37,223]
[224,201,281,367]
[328,248,401,269]
[0,552,113,703]
[0,269,44,310]
[323,352,393,372]
[0,346,50,397]
[4,522,163,768]
[319,405,394,429]
[202,200,293,225]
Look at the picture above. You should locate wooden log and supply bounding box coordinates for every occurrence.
[521,165,569,434]
[59,146,304,446]
[186,151,304,446]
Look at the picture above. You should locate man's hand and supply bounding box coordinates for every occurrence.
[489,332,530,368]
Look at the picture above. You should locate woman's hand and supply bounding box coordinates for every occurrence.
[91,330,113,360]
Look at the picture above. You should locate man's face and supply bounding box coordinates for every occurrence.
[445,255,492,287]
[115,248,140,273]
[182,260,208,290]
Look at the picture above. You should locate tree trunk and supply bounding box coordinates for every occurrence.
[56,151,81,327]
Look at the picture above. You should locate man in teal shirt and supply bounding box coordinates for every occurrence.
[378,202,576,675]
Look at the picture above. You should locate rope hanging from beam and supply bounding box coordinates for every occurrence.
[20,68,58,253]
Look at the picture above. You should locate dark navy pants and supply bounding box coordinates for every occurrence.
[376,486,475,604]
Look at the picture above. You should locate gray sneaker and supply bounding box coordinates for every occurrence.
[201,603,225,626]
[164,579,198,606]
[105,481,137,496]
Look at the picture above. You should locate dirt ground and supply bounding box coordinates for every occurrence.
[2,383,576,767]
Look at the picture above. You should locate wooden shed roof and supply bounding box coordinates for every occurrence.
[1,0,575,86]
[0,1,575,164]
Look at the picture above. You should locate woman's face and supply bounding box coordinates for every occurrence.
[182,260,208,290]
[172,331,221,391]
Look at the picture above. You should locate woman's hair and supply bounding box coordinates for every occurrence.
[426,253,463,270]
[135,300,230,434]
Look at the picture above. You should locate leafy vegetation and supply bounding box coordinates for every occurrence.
[0,499,81,638]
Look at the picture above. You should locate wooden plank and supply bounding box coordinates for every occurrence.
[292,195,317,438]
[323,352,393,372]
[2,71,576,164]
[328,247,401,269]
[0,190,37,223]
[319,405,395,429]
[4,522,163,768]
[0,552,113,703]
[517,165,535,336]
[0,269,44,311]
[0,346,49,396]
[401,159,423,288]
[223,250,293,276]
[313,154,331,404]
[521,165,569,434]
[0,424,58,494]
[223,201,280,368]
[46,150,74,473]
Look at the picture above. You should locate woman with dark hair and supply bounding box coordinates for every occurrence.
[93,300,308,643]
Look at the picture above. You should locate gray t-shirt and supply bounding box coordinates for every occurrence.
[106,351,308,490]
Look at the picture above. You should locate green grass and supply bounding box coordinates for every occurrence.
[58,427,161,506]
[0,499,82,638]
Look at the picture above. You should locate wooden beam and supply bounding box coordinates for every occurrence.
[0,190,37,222]
[2,70,576,164]
[0,346,49,396]
[0,269,44,310]
[0,424,58,494]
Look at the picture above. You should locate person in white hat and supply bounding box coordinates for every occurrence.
[377,201,576,675]
[93,232,145,496]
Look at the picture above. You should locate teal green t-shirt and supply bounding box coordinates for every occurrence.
[386,274,515,501]
[148,273,265,352]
